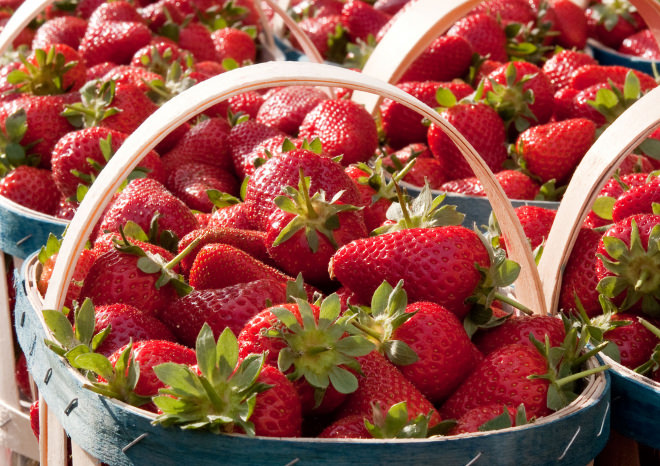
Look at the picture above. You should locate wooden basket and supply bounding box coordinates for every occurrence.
[538,83,660,450]
[12,61,610,465]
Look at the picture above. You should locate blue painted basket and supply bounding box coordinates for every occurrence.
[600,355,660,449]
[586,38,658,76]
[0,195,67,259]
[15,253,611,466]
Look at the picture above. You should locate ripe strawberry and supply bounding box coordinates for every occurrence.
[177,22,218,63]
[542,49,597,92]
[449,403,522,435]
[0,165,59,215]
[337,351,441,425]
[604,313,658,369]
[440,170,540,200]
[619,29,660,60]
[380,81,472,150]
[401,158,447,189]
[256,86,328,136]
[161,117,233,172]
[227,91,264,119]
[166,162,239,212]
[291,15,345,61]
[583,173,650,228]
[427,102,507,181]
[228,119,285,178]
[208,202,253,230]
[79,20,152,67]
[211,27,256,65]
[549,0,587,49]
[611,175,660,223]
[330,226,490,318]
[473,314,566,356]
[250,365,303,437]
[596,214,660,314]
[319,414,370,439]
[447,13,508,63]
[399,35,473,83]
[88,0,145,26]
[298,99,378,166]
[130,41,188,76]
[559,228,604,318]
[391,301,479,403]
[100,65,162,93]
[568,65,656,92]
[515,118,596,184]
[344,161,399,232]
[95,178,199,242]
[340,0,391,42]
[12,44,87,94]
[373,0,409,15]
[243,148,361,231]
[29,400,39,440]
[93,303,175,356]
[159,279,288,346]
[586,2,643,49]
[502,205,556,252]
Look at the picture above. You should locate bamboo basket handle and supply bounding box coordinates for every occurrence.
[538,85,660,315]
[629,0,660,47]
[352,0,482,114]
[42,62,546,317]
[0,0,53,54]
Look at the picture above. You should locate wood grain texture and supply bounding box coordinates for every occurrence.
[16,253,611,465]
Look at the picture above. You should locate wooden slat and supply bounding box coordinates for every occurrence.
[40,398,68,466]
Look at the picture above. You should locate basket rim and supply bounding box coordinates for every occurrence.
[599,353,660,392]
[586,38,659,65]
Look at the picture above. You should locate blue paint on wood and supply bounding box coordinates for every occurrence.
[14,256,611,465]
[609,369,660,449]
[0,201,67,259]
[587,40,658,76]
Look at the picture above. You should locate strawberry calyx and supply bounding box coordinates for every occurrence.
[344,35,377,70]
[196,0,253,30]
[503,5,557,65]
[365,401,449,438]
[62,80,121,129]
[371,181,464,235]
[272,168,361,251]
[477,404,529,433]
[355,155,415,205]
[590,0,639,31]
[635,318,660,376]
[152,324,270,435]
[344,280,418,366]
[137,44,192,78]
[146,61,197,105]
[597,218,660,316]
[325,24,351,65]
[8,46,77,95]
[266,294,375,400]
[0,108,40,174]
[588,71,643,126]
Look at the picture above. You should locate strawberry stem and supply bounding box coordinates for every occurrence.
[635,269,650,291]
[554,364,610,388]
[492,292,533,315]
[165,237,202,271]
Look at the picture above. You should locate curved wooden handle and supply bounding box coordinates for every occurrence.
[538,85,660,314]
[43,61,546,315]
[0,0,53,55]
[629,0,660,47]
[353,0,482,114]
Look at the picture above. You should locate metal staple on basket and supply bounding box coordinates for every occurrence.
[464,452,482,466]
[557,427,581,461]
[122,433,149,453]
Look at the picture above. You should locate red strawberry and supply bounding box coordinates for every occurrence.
[471,0,535,23]
[391,301,479,403]
[13,44,87,94]
[298,99,378,166]
[515,118,596,184]
[177,22,218,63]
[166,162,239,213]
[100,65,162,93]
[227,91,264,119]
[159,279,288,346]
[473,314,566,356]
[250,365,303,437]
[79,21,152,67]
[291,15,344,61]
[228,119,285,178]
[549,0,587,49]
[542,49,597,92]
[604,313,659,369]
[568,65,656,92]
[619,29,660,60]
[211,27,256,65]
[449,403,519,435]
[502,205,556,252]
[595,214,660,314]
[344,162,396,232]
[337,351,441,425]
[447,13,508,63]
[93,303,175,356]
[558,228,604,318]
[161,117,233,172]
[130,41,188,76]
[88,0,145,26]
[208,203,253,230]
[583,173,650,228]
[440,170,540,200]
[586,3,643,49]
[427,102,507,181]
[243,148,361,231]
[0,165,59,215]
[37,245,96,311]
[611,175,660,223]
[330,226,490,318]
[95,178,199,242]
[29,400,39,440]
[380,80,473,150]
[402,158,447,189]
[399,35,473,83]
[318,414,370,439]
[256,86,328,136]
[340,0,391,42]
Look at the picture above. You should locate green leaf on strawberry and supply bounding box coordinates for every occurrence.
[635,318,660,377]
[365,401,440,439]
[478,404,528,432]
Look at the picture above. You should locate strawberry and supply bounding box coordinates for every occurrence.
[152,325,303,436]
[298,99,378,166]
[79,20,152,67]
[586,1,644,49]
[373,0,409,15]
[619,29,660,60]
[318,414,370,439]
[380,81,473,150]
[159,278,288,346]
[95,178,199,242]
[568,65,656,92]
[611,175,660,223]
[329,226,490,319]
[93,303,175,356]
[398,35,473,83]
[130,41,188,76]
[391,301,480,403]
[177,227,272,274]
[503,205,556,252]
[29,400,39,440]
[449,403,523,435]
[227,91,264,119]
[604,313,659,369]
[256,86,328,136]
[208,202,253,230]
[548,0,587,49]
[473,314,566,356]
[340,0,391,42]
[161,117,232,172]
[401,158,447,189]
[596,214,660,314]
[11,44,87,94]
[228,119,285,179]
[337,351,441,425]
[291,15,346,61]
[0,165,59,215]
[447,13,508,63]
[211,27,256,66]
[88,0,145,26]
[243,147,361,231]
[559,228,604,318]
[440,170,540,200]
[265,170,367,287]
[514,118,596,184]
[427,102,507,181]
[472,0,535,22]
[100,65,161,93]
[541,49,597,92]
[176,22,218,63]
[165,162,239,212]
